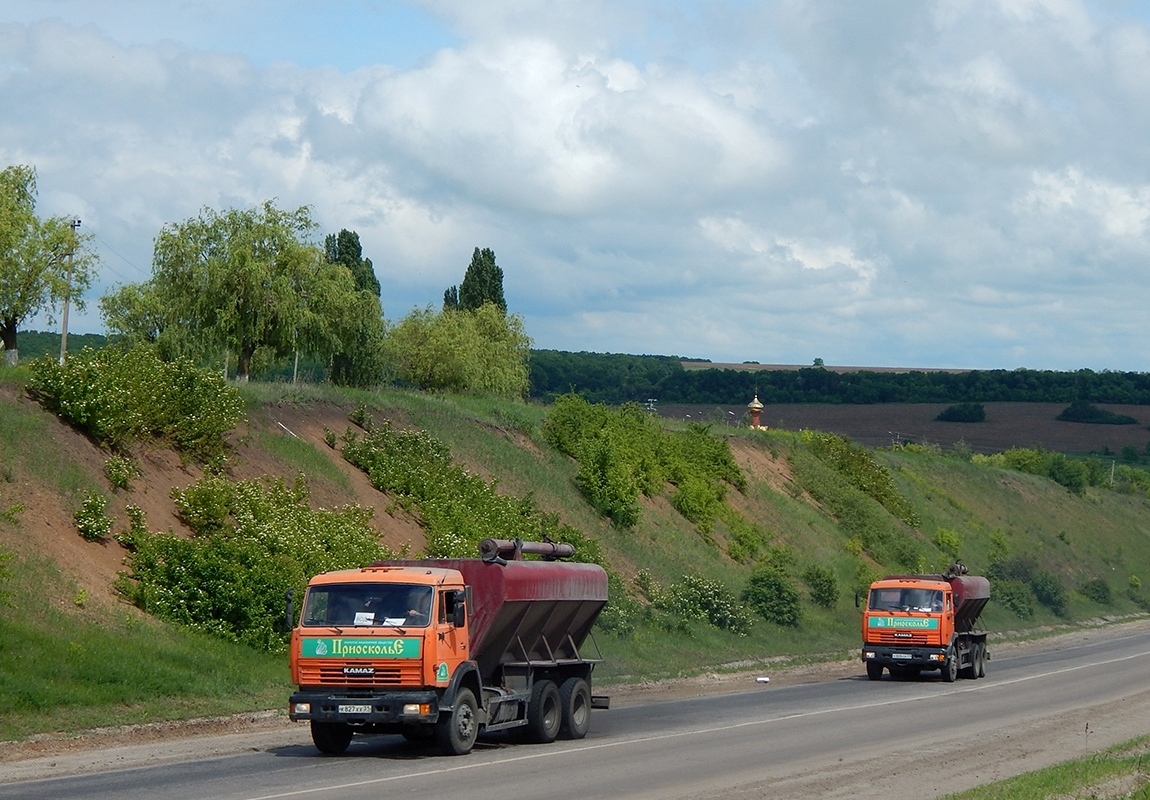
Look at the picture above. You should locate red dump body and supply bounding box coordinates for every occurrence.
[950,575,990,632]
[389,557,609,681]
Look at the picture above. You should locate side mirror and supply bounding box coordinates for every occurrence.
[283,589,295,632]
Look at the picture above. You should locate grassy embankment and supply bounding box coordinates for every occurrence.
[2,370,1150,746]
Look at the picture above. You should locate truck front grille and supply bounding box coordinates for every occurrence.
[299,660,423,688]
[871,630,932,646]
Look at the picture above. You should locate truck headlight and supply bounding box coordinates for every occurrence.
[292,702,311,714]
[403,703,431,715]
[863,651,875,659]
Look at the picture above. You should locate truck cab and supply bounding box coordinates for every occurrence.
[289,566,471,753]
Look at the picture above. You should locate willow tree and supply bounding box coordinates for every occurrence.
[110,201,371,381]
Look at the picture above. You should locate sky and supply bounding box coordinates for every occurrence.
[4,0,1150,372]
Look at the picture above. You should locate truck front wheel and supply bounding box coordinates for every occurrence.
[942,654,959,683]
[527,680,562,743]
[558,677,591,739]
[866,662,883,681]
[310,721,353,755]
[436,688,479,756]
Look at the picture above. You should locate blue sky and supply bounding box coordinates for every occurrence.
[4,0,1150,371]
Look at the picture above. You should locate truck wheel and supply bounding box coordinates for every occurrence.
[526,680,562,743]
[942,655,958,683]
[310,721,353,755]
[436,687,479,756]
[975,643,986,678]
[558,677,591,739]
[866,662,883,681]
[434,689,480,754]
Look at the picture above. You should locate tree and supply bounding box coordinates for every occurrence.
[383,303,531,397]
[116,201,371,381]
[444,247,506,314]
[322,229,386,387]
[324,229,380,297]
[0,165,97,365]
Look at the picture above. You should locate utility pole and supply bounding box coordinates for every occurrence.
[58,218,81,364]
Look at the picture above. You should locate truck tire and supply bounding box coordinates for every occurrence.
[975,642,986,678]
[866,662,883,681]
[310,721,353,754]
[942,654,958,683]
[526,680,562,743]
[558,677,591,739]
[436,687,479,756]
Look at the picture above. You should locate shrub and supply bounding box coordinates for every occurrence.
[802,564,838,609]
[542,393,745,531]
[995,579,1036,619]
[1057,401,1137,425]
[933,528,962,558]
[799,430,919,526]
[74,492,112,542]
[659,575,753,636]
[743,565,802,627]
[103,455,140,490]
[1030,570,1068,616]
[1079,578,1112,605]
[935,403,986,423]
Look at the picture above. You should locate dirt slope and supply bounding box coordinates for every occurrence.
[0,388,425,607]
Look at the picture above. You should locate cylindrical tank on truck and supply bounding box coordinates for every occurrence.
[859,561,990,682]
[288,539,609,756]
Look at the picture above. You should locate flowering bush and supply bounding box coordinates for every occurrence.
[117,474,388,651]
[104,455,140,490]
[74,492,112,542]
[27,345,244,463]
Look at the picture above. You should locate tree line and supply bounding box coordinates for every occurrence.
[529,350,1150,406]
[0,165,529,397]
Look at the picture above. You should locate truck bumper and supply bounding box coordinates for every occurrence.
[861,645,947,669]
[288,689,440,725]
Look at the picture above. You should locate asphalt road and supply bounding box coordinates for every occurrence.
[5,629,1150,800]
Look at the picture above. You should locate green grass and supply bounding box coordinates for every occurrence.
[250,427,352,492]
[0,552,286,740]
[943,734,1150,799]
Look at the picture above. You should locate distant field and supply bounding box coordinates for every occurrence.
[680,361,972,374]
[659,401,1150,455]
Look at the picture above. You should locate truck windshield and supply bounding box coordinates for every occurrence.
[869,587,943,613]
[302,583,434,628]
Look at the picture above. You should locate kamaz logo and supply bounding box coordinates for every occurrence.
[343,666,375,676]
[894,632,913,638]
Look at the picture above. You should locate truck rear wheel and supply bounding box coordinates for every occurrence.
[975,643,986,678]
[866,662,883,681]
[558,677,591,739]
[526,679,562,743]
[436,687,479,756]
[310,721,353,755]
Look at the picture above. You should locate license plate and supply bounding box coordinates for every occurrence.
[339,704,372,714]
[891,653,912,660]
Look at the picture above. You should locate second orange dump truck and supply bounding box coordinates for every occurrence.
[288,538,609,756]
[861,562,990,682]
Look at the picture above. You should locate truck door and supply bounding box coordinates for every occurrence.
[433,589,468,686]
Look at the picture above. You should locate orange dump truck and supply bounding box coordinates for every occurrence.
[860,562,990,682]
[288,538,609,756]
